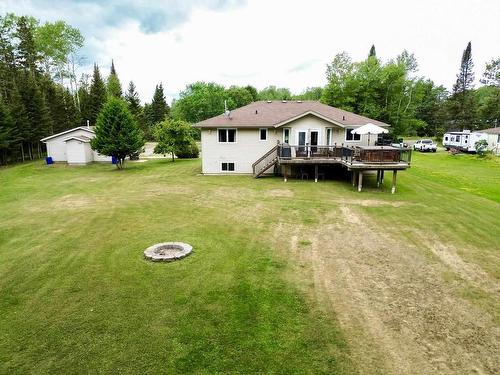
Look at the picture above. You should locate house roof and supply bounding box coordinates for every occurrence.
[194,101,389,128]
[476,127,500,135]
[40,126,95,142]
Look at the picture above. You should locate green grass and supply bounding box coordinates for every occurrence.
[1,151,499,373]
[0,160,352,374]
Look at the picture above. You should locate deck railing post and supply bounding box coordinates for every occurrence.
[391,170,397,194]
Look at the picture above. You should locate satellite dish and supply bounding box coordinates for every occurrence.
[224,100,231,118]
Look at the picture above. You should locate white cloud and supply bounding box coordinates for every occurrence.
[2,0,500,103]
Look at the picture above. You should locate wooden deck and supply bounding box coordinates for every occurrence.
[252,144,412,194]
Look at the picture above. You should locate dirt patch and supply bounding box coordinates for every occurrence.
[213,186,256,201]
[273,205,499,375]
[52,194,98,210]
[265,189,294,198]
[331,198,410,207]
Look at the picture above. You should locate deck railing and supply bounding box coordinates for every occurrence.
[252,145,279,177]
[278,144,411,165]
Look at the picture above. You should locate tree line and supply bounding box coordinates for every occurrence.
[1,12,499,165]
[0,13,171,165]
[170,44,499,138]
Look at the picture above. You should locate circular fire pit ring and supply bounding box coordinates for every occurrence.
[144,242,193,262]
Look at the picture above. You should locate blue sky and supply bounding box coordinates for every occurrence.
[1,0,499,103]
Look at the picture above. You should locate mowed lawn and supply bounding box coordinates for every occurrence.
[1,151,499,374]
[0,159,352,374]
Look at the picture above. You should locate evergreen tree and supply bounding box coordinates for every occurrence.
[369,44,376,58]
[451,41,476,130]
[90,98,144,169]
[18,72,52,158]
[15,16,39,74]
[0,95,17,164]
[125,81,147,137]
[107,59,122,98]
[77,74,91,125]
[89,63,106,125]
[150,83,169,123]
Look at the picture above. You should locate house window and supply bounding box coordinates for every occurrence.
[218,129,236,143]
[445,136,449,141]
[283,128,290,143]
[345,128,361,141]
[259,128,267,141]
[451,136,455,142]
[456,135,461,142]
[221,162,235,172]
[326,128,333,145]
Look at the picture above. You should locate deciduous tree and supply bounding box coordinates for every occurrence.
[153,119,193,162]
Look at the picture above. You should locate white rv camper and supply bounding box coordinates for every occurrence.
[442,130,487,153]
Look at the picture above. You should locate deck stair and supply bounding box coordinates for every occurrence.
[252,145,278,178]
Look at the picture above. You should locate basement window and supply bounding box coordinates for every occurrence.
[345,128,361,141]
[221,162,235,172]
[259,128,267,141]
[218,129,236,143]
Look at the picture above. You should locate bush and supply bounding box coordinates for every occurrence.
[176,141,199,158]
[475,139,490,157]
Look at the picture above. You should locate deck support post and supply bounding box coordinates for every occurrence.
[381,170,385,184]
[352,171,357,187]
[314,165,318,182]
[358,171,363,192]
[283,165,287,182]
[376,170,381,187]
[391,170,397,194]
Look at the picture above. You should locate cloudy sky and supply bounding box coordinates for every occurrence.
[1,0,499,103]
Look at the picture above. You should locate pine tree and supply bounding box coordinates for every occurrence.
[89,63,107,125]
[90,98,144,169]
[0,95,17,164]
[78,74,91,125]
[369,44,376,58]
[15,16,39,74]
[107,59,122,98]
[18,72,52,158]
[125,81,147,137]
[451,41,476,130]
[150,83,169,124]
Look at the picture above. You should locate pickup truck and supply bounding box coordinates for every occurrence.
[413,139,437,152]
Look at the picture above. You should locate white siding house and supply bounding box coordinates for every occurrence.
[41,127,112,165]
[475,127,500,155]
[195,101,389,174]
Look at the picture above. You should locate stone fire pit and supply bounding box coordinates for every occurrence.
[144,242,193,262]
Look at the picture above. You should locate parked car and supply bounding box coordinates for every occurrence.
[413,139,437,152]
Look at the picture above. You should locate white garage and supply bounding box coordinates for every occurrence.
[41,126,112,165]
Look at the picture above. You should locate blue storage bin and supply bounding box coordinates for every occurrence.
[46,156,53,165]
[111,156,117,164]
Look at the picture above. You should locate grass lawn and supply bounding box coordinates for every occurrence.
[0,159,352,374]
[1,151,499,374]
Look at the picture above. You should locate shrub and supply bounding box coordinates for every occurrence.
[475,139,489,157]
[176,140,199,158]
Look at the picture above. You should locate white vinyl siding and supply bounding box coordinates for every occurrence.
[200,115,376,174]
